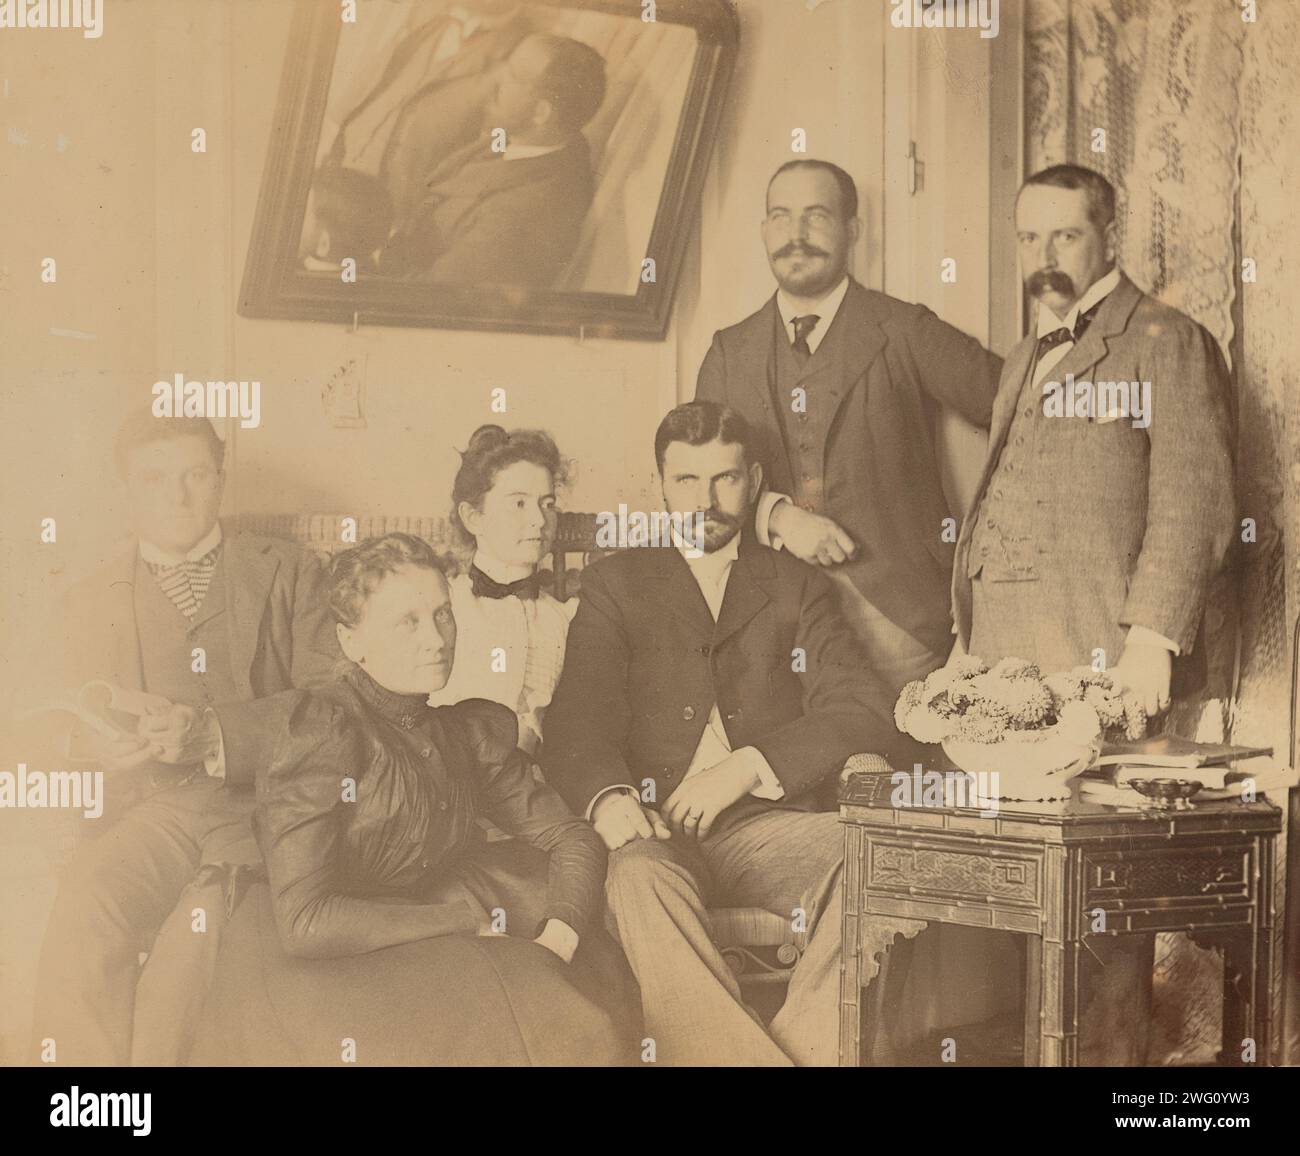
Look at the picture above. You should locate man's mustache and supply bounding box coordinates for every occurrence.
[702,509,741,530]
[774,242,829,260]
[1026,269,1075,297]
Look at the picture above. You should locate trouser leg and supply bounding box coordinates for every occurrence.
[33,796,199,1065]
[32,779,253,1066]
[603,835,790,1066]
[706,809,925,1067]
[130,801,259,1067]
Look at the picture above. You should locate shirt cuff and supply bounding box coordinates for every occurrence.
[536,915,581,950]
[202,707,226,780]
[584,783,639,822]
[755,491,791,551]
[1125,625,1181,656]
[736,745,785,801]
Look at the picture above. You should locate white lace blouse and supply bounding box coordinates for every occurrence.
[426,559,577,755]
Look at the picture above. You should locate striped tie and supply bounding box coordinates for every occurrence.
[146,545,221,619]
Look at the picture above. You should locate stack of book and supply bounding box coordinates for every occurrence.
[1082,735,1297,802]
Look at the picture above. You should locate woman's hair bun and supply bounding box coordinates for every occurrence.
[464,424,510,458]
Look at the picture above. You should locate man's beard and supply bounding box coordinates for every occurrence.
[1026,268,1075,299]
[699,509,743,553]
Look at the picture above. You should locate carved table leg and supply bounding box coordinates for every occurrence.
[839,824,863,1067]
[1184,927,1254,1066]
[861,932,915,1065]
[1036,844,1080,1066]
[1257,829,1280,1066]
[1023,934,1043,1066]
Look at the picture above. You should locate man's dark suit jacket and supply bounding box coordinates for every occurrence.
[542,530,909,822]
[370,12,533,223]
[696,278,1002,660]
[53,526,340,791]
[382,137,593,287]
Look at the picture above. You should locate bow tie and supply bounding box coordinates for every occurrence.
[1036,301,1102,357]
[469,564,540,601]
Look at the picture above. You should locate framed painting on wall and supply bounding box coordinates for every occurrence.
[238,0,739,339]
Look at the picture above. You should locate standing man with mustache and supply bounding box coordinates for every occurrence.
[697,159,1003,698]
[951,163,1235,1064]
[953,164,1234,725]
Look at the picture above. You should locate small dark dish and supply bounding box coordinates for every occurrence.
[1126,777,1204,810]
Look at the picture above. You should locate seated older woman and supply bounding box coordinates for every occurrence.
[149,532,625,1065]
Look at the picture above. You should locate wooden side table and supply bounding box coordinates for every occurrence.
[838,771,1285,1066]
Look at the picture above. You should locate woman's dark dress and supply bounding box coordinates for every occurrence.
[183,664,627,1065]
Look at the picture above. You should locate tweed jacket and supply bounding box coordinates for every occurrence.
[54,525,340,788]
[952,271,1236,665]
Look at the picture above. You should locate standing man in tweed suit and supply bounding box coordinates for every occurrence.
[951,163,1236,1063]
[696,159,1003,698]
[952,164,1235,718]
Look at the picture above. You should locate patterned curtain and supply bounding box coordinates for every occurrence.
[1025,0,1299,1065]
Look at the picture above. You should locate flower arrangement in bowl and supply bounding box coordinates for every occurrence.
[894,657,1148,800]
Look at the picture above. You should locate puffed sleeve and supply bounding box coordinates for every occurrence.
[254,692,480,959]
[454,699,606,936]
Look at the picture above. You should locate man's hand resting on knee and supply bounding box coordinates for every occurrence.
[591,791,671,852]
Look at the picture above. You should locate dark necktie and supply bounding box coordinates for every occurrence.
[1036,300,1102,358]
[791,314,821,363]
[469,565,540,601]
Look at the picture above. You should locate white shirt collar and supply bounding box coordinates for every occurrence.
[472,548,535,586]
[1036,265,1121,337]
[139,521,223,567]
[776,276,851,356]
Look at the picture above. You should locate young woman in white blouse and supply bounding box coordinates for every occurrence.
[427,425,577,756]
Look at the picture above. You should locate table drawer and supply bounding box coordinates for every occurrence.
[1082,846,1252,906]
[865,838,1041,906]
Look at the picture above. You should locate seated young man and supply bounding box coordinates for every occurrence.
[29,411,338,1065]
[542,400,921,1066]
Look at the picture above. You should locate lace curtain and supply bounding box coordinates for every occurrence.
[1025,0,1299,1065]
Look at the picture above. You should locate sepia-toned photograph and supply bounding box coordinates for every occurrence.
[1,0,1298,1137]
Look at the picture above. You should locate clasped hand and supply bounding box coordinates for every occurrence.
[135,701,221,766]
[590,752,759,851]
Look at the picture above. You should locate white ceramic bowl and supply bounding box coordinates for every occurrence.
[942,730,1100,800]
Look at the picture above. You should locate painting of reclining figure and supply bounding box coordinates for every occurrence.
[242,0,738,337]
